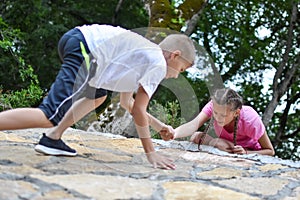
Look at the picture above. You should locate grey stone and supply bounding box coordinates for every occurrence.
[0,128,299,200]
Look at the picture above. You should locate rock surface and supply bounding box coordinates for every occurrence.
[0,128,299,200]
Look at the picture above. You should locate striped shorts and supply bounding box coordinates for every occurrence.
[38,28,107,126]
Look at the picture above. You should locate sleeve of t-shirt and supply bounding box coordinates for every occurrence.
[201,100,213,117]
[139,65,166,98]
[242,106,265,140]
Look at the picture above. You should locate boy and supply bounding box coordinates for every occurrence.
[0,24,196,169]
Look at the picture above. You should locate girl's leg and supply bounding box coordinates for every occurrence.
[0,108,53,130]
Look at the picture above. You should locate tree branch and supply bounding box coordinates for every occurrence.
[183,1,207,36]
[112,0,124,25]
[276,91,300,141]
[263,53,299,126]
[272,2,297,91]
[262,2,299,126]
[280,127,300,140]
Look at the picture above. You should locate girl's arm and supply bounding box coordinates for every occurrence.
[174,111,210,139]
[120,92,174,133]
[246,131,275,156]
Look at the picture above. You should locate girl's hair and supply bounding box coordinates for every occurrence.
[198,88,243,150]
[211,88,243,111]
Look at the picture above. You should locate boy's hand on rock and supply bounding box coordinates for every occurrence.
[146,151,176,170]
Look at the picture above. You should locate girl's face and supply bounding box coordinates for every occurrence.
[212,100,240,127]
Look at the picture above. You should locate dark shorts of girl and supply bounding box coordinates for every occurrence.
[38,28,107,126]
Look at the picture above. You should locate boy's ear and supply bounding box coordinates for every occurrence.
[170,50,182,58]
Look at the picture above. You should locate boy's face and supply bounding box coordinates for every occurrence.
[165,51,193,79]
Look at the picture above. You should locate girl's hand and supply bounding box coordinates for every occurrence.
[145,151,176,170]
[159,125,175,141]
[232,145,247,155]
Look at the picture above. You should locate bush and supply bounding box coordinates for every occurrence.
[0,17,44,110]
[0,59,44,110]
[148,100,186,139]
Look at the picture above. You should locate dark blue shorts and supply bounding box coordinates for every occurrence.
[38,28,107,126]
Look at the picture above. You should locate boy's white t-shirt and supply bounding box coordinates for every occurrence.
[77,24,167,98]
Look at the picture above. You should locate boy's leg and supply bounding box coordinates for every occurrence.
[47,96,107,140]
[35,28,108,156]
[0,29,86,132]
[38,28,89,127]
[0,108,53,130]
[35,95,107,156]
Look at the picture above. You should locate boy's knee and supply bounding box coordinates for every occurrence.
[37,108,55,128]
[85,87,107,99]
[94,96,107,106]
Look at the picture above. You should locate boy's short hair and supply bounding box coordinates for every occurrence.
[159,34,196,64]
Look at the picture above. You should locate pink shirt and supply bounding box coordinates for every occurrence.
[202,101,265,150]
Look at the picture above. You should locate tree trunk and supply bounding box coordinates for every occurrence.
[144,0,207,33]
[262,2,299,127]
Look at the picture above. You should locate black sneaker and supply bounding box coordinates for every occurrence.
[34,133,77,156]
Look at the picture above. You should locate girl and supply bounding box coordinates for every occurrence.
[161,88,275,156]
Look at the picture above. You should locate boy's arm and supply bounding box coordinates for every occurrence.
[120,91,154,152]
[131,86,160,151]
[130,87,175,169]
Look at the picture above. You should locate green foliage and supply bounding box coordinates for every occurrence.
[0,17,44,110]
[152,72,210,123]
[170,4,185,26]
[271,110,300,161]
[0,0,149,90]
[0,60,44,110]
[0,17,27,90]
[0,0,298,161]
[193,0,299,161]
[0,17,22,50]
[148,100,186,139]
